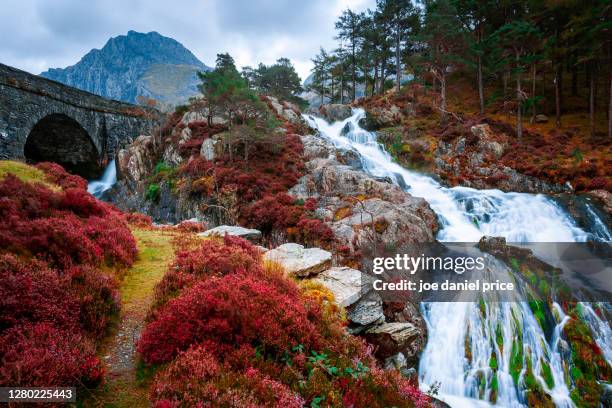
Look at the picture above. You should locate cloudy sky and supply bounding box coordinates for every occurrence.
[0,0,375,81]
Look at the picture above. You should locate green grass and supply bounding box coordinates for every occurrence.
[0,160,59,190]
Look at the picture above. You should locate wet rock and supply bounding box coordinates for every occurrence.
[319,104,352,122]
[198,225,262,242]
[364,322,422,358]
[263,243,332,277]
[587,189,612,217]
[313,267,373,307]
[335,148,362,169]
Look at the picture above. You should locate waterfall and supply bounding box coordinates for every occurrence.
[87,159,117,198]
[304,109,611,408]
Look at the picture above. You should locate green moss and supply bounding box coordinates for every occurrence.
[478,298,487,317]
[524,355,539,391]
[510,338,523,386]
[538,280,550,298]
[528,301,548,332]
[489,353,498,371]
[146,183,160,201]
[495,323,504,351]
[540,359,554,389]
[489,374,498,404]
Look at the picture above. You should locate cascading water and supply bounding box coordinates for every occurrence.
[87,159,117,198]
[304,109,611,408]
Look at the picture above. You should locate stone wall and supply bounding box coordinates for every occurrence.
[0,63,154,175]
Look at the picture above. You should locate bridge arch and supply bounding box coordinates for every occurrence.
[24,113,102,179]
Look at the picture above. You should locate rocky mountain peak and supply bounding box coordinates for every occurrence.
[40,31,210,107]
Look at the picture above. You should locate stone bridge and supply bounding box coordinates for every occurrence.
[0,63,155,178]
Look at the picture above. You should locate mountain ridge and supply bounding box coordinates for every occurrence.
[40,31,210,107]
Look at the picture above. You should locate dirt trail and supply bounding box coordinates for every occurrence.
[85,228,176,407]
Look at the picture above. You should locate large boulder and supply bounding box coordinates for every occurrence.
[290,138,438,250]
[471,124,505,159]
[319,104,353,122]
[313,267,373,307]
[263,243,332,277]
[116,135,156,184]
[198,225,262,242]
[359,105,402,130]
[200,134,224,161]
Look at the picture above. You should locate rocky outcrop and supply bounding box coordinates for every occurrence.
[290,135,438,250]
[116,135,156,184]
[198,225,262,242]
[265,96,302,125]
[263,243,332,277]
[435,123,569,194]
[318,104,353,122]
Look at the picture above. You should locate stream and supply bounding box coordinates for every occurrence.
[304,109,611,408]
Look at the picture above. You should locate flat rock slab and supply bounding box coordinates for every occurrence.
[313,267,372,307]
[263,243,332,277]
[364,322,421,358]
[198,225,262,242]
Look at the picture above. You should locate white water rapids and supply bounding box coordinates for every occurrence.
[304,109,611,408]
[87,159,117,198]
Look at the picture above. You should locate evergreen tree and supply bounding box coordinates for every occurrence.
[336,9,364,101]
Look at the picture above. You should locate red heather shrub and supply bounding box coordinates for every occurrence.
[152,346,304,408]
[153,235,262,308]
[290,216,335,248]
[142,228,429,407]
[125,211,153,227]
[0,254,79,332]
[60,187,109,218]
[173,220,206,233]
[173,235,262,277]
[245,192,304,234]
[0,175,136,269]
[36,161,88,190]
[139,273,322,365]
[0,322,104,387]
[67,265,120,338]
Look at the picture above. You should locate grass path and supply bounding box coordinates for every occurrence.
[84,228,176,407]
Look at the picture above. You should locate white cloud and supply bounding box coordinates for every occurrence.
[0,0,375,80]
